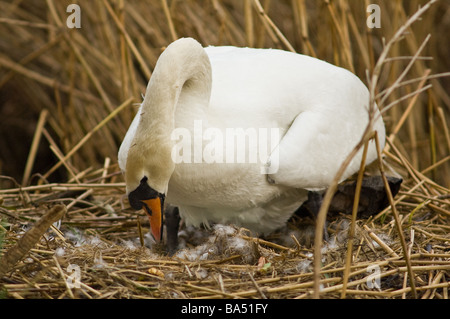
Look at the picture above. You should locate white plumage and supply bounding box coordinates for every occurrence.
[118,38,385,236]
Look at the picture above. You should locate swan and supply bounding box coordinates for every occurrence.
[118,37,386,243]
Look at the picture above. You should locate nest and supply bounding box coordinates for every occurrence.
[0,163,448,299]
[0,0,449,299]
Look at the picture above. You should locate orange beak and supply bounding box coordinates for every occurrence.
[141,197,163,242]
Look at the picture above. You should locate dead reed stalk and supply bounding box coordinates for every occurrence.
[0,0,448,299]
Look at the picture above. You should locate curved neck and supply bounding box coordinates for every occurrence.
[140,39,211,142]
[126,39,212,193]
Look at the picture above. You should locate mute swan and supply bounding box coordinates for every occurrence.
[118,37,386,244]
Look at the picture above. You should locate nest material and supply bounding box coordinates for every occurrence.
[0,0,449,299]
[0,171,448,299]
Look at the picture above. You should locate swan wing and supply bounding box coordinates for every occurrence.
[265,69,386,189]
[205,46,386,189]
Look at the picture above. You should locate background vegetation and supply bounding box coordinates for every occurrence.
[0,0,448,299]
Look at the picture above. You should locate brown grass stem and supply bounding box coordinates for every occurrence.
[341,138,370,298]
[374,131,417,298]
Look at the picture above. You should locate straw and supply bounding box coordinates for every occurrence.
[0,0,448,299]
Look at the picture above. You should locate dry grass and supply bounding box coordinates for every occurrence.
[0,0,449,299]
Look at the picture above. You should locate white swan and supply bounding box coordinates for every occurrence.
[118,37,385,242]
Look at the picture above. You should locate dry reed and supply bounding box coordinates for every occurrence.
[0,0,448,299]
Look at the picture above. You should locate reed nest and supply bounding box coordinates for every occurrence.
[0,0,449,299]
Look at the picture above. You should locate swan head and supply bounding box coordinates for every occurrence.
[124,135,176,243]
[127,176,165,243]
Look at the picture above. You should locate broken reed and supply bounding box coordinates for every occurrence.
[0,0,448,299]
[0,157,448,298]
[0,190,448,299]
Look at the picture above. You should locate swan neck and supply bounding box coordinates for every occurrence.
[125,39,211,194]
[140,42,212,133]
